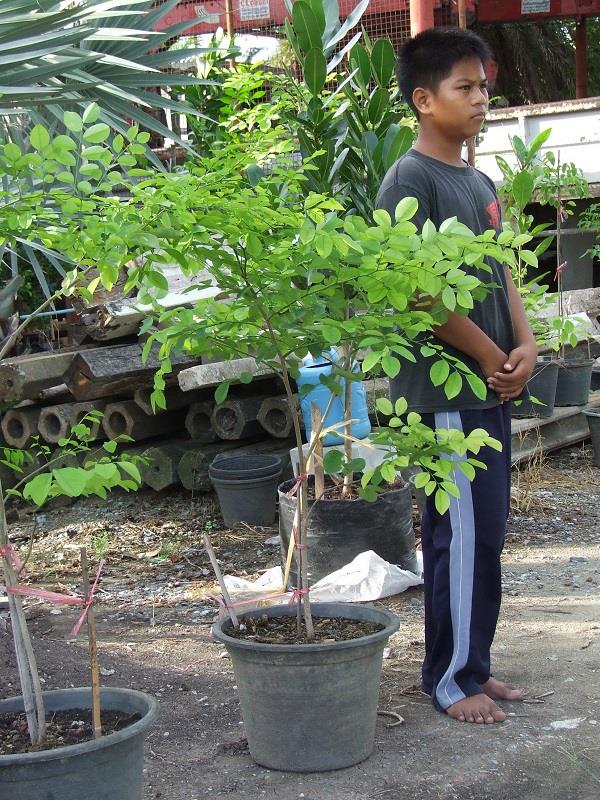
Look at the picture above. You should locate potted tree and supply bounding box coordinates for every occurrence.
[111,144,528,769]
[0,114,159,797]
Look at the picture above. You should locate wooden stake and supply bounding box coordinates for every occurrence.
[0,481,45,745]
[310,403,325,500]
[203,533,239,629]
[80,548,101,739]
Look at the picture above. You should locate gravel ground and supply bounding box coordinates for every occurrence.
[1,443,599,800]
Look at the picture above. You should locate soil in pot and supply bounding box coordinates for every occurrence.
[0,709,141,756]
[228,614,384,644]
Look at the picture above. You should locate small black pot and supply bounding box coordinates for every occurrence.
[512,359,559,418]
[278,477,418,585]
[583,408,600,466]
[209,453,282,480]
[0,687,159,800]
[209,455,283,527]
[554,359,594,406]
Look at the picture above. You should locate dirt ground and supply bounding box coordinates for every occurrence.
[1,444,599,800]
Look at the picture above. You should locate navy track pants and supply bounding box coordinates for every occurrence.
[419,403,512,711]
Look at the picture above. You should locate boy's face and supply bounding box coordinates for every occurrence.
[413,57,489,142]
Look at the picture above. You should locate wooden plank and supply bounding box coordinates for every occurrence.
[0,347,101,404]
[178,358,274,393]
[66,343,202,401]
[511,391,600,464]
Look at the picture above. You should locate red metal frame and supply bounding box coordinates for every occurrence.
[157,0,600,38]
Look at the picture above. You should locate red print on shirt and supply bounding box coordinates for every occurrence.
[486,198,501,230]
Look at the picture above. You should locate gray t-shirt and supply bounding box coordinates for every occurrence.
[376,149,515,413]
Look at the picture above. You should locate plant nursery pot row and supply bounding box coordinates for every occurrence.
[513,358,594,418]
[0,687,159,800]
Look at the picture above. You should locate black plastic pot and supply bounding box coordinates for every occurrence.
[512,359,559,419]
[583,408,600,466]
[209,453,282,480]
[209,459,283,527]
[0,687,159,800]
[212,602,399,772]
[278,478,418,586]
[554,360,594,406]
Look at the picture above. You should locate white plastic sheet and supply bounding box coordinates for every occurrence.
[222,550,423,610]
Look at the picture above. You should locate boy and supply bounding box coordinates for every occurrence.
[376,28,537,724]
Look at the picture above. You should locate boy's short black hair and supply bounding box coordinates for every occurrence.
[397,27,492,115]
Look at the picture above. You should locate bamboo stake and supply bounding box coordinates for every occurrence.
[0,481,45,745]
[310,403,325,500]
[80,548,101,739]
[203,533,239,629]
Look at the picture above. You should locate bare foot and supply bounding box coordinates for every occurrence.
[481,677,524,701]
[446,694,506,724]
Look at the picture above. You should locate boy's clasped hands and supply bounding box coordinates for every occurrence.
[485,343,538,402]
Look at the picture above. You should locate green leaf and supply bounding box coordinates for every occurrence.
[519,249,538,268]
[527,127,552,160]
[441,285,456,311]
[30,124,50,151]
[293,1,323,54]
[429,359,450,387]
[373,209,391,228]
[394,396,408,416]
[53,467,88,497]
[413,471,430,489]
[64,111,83,132]
[375,397,393,416]
[215,380,230,405]
[350,42,371,85]
[323,449,344,473]
[435,488,451,515]
[315,232,333,258]
[394,196,419,222]
[466,373,487,401]
[119,460,141,484]
[512,170,535,211]
[239,371,253,384]
[303,47,327,95]
[361,350,381,373]
[82,102,101,124]
[322,323,341,343]
[381,354,400,378]
[370,39,395,86]
[22,473,52,507]
[83,123,110,144]
[444,372,463,400]
[383,125,413,171]
[367,87,389,124]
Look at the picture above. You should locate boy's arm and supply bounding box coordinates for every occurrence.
[486,267,537,400]
[432,313,508,381]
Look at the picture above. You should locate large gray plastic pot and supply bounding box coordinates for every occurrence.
[0,687,159,800]
[212,602,400,772]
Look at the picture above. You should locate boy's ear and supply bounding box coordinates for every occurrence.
[412,87,433,117]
